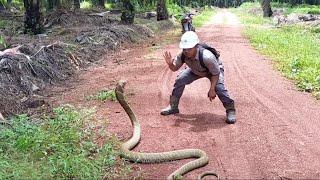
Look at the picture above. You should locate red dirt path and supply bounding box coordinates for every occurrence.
[48,10,320,179]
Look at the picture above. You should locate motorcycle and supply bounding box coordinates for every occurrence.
[181,13,195,33]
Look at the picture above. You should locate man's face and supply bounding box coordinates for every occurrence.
[182,47,197,59]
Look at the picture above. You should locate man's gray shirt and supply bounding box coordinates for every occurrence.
[173,48,223,77]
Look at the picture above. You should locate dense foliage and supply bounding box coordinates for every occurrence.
[1,0,319,34]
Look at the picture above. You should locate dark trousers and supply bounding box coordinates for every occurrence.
[172,68,234,109]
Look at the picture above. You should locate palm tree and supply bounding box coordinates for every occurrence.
[23,0,43,34]
[157,0,169,21]
[121,0,135,24]
[74,0,80,9]
[261,0,273,17]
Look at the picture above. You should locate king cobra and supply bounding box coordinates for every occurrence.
[115,81,219,180]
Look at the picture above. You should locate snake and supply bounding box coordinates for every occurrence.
[115,81,219,180]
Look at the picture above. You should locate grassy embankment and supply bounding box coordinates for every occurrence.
[232,2,320,98]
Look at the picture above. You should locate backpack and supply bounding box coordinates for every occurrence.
[181,43,220,72]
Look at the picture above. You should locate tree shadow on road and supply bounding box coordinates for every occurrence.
[173,113,227,132]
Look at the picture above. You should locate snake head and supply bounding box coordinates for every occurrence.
[115,80,127,93]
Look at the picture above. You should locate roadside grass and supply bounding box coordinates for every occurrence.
[192,8,217,28]
[0,105,131,179]
[272,3,320,15]
[232,3,320,97]
[235,11,272,26]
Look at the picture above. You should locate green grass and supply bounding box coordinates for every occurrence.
[232,3,320,95]
[167,3,186,20]
[237,2,261,10]
[0,0,23,9]
[0,105,131,179]
[134,1,155,13]
[272,3,320,15]
[235,11,272,26]
[0,20,7,29]
[231,2,272,26]
[0,35,7,49]
[87,89,117,101]
[192,8,217,28]
[105,3,114,10]
[242,2,320,15]
[12,0,24,9]
[287,5,320,15]
[244,26,320,92]
[80,1,115,9]
[80,1,92,9]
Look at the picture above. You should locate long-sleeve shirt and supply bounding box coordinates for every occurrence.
[173,47,224,77]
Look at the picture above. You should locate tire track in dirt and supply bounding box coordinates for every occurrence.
[205,10,320,179]
[153,10,320,179]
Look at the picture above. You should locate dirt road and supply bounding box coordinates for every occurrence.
[49,10,320,179]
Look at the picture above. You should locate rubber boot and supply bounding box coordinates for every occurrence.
[224,103,236,124]
[160,96,180,116]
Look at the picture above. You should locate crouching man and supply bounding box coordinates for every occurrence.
[161,31,236,124]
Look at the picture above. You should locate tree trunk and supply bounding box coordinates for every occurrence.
[24,0,43,34]
[157,0,168,21]
[47,0,61,10]
[7,0,12,10]
[62,0,73,9]
[98,0,105,8]
[47,0,54,10]
[121,0,135,24]
[73,0,80,9]
[261,0,273,17]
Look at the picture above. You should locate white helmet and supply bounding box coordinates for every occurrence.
[179,31,199,49]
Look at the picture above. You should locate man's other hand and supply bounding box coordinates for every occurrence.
[208,88,217,102]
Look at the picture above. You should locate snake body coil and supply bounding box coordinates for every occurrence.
[115,82,218,180]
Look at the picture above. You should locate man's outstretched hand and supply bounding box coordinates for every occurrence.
[163,51,173,66]
[163,51,179,72]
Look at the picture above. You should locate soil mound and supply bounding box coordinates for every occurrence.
[0,9,175,117]
[0,43,76,116]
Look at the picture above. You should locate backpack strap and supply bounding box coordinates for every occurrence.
[198,47,209,72]
[181,53,185,63]
[181,47,210,73]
